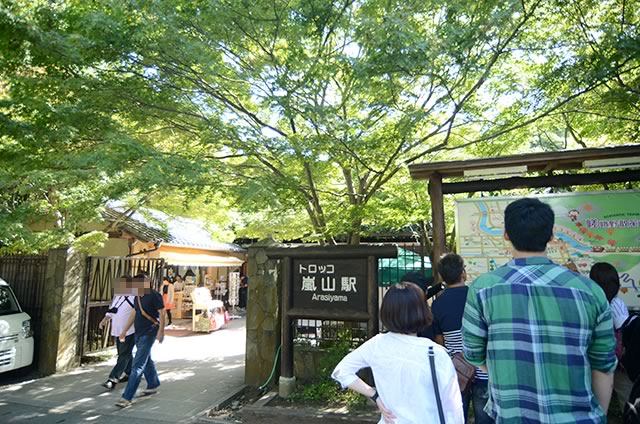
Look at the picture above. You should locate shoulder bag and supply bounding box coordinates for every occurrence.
[137,295,160,327]
[429,346,446,424]
[451,352,476,394]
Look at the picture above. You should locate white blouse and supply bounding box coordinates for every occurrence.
[332,333,464,424]
[106,295,135,337]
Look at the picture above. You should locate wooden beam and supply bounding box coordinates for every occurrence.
[286,308,370,320]
[367,256,379,338]
[409,144,640,180]
[280,257,293,379]
[441,170,640,194]
[266,245,397,259]
[428,173,446,282]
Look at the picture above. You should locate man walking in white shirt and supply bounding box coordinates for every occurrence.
[99,276,136,390]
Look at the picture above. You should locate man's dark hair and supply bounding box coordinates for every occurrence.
[380,282,432,334]
[589,262,620,303]
[504,198,554,252]
[437,254,465,284]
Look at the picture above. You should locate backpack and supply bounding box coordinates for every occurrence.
[621,313,640,382]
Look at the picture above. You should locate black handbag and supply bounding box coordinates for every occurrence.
[429,346,446,424]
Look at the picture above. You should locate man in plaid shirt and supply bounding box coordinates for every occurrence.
[462,198,616,423]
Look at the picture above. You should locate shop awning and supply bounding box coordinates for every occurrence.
[161,250,245,267]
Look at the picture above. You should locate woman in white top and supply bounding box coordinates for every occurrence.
[99,276,136,390]
[590,262,636,407]
[332,282,463,424]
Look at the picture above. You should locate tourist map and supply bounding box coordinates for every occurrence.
[455,191,640,309]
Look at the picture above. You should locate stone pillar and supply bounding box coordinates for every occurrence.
[245,238,282,387]
[38,247,87,375]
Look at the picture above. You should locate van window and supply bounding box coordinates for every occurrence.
[0,286,21,316]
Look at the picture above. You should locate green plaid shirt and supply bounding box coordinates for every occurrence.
[462,256,616,424]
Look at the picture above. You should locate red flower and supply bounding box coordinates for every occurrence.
[607,239,617,246]
[580,228,588,234]
[575,222,583,227]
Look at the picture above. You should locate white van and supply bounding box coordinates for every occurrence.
[0,278,34,373]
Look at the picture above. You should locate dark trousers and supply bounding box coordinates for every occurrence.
[462,379,493,424]
[108,334,135,381]
[239,287,247,308]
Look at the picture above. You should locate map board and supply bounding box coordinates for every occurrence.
[455,190,640,309]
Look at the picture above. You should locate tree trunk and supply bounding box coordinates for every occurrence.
[347,214,362,245]
[446,225,456,253]
[419,220,433,267]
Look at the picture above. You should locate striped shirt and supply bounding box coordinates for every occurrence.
[462,256,617,424]
[611,296,630,330]
[432,286,488,380]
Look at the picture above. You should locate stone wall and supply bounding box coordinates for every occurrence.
[38,247,87,375]
[293,348,325,383]
[244,239,282,387]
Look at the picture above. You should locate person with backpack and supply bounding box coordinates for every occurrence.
[589,262,637,407]
[432,254,492,424]
[332,282,464,423]
[99,276,136,390]
[115,273,165,408]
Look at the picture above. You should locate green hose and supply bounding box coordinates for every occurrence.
[258,344,282,391]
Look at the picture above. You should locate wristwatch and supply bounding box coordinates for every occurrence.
[370,390,379,403]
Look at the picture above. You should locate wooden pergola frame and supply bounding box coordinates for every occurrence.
[408,144,640,274]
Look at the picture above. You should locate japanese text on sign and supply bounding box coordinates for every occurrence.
[292,259,368,312]
[299,263,357,294]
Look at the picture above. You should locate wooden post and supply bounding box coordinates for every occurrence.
[367,256,379,338]
[280,257,293,379]
[428,173,446,282]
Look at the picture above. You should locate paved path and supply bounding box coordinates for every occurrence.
[0,317,246,423]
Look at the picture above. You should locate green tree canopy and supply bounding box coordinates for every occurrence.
[1,0,638,251]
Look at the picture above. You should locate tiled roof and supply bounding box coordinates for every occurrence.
[102,204,246,253]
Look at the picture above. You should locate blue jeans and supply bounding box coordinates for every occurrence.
[122,329,160,401]
[462,379,493,424]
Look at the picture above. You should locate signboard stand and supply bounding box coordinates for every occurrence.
[266,245,396,397]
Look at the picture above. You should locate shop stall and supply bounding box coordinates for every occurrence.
[156,251,245,333]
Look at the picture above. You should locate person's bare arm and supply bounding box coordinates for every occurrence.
[592,370,614,413]
[346,379,396,424]
[157,309,165,343]
[99,315,111,329]
[434,334,444,346]
[119,313,135,341]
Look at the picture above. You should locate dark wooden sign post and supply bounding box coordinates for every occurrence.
[266,245,397,397]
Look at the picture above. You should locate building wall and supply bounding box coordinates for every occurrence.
[94,238,129,257]
[131,240,161,258]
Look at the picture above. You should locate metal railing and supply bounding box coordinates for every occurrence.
[293,319,368,348]
[82,257,165,356]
